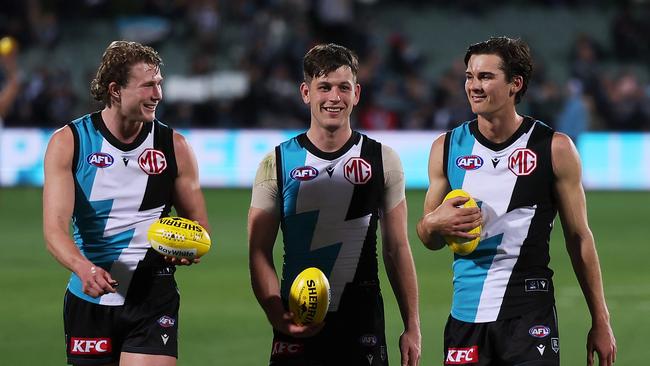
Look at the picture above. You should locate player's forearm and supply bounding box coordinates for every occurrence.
[384,244,420,330]
[566,234,611,324]
[416,215,445,250]
[45,231,92,274]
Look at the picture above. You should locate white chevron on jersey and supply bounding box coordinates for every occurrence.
[295,142,371,311]
[88,132,165,305]
[453,123,539,322]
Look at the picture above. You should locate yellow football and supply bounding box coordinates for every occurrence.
[147,217,211,259]
[289,267,330,325]
[443,189,481,256]
[0,36,17,56]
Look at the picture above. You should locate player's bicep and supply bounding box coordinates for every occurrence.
[43,127,75,239]
[552,133,590,240]
[172,132,210,232]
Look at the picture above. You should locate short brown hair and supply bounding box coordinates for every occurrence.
[303,43,359,83]
[464,36,533,104]
[90,41,163,106]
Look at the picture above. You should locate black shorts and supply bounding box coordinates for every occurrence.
[270,282,388,366]
[63,267,180,365]
[443,304,560,366]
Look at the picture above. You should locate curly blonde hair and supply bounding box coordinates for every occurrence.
[90,41,162,106]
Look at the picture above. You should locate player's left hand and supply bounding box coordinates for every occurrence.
[164,256,200,266]
[587,321,616,366]
[399,328,421,366]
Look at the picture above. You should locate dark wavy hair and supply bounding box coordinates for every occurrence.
[90,41,162,106]
[303,43,359,83]
[464,36,533,104]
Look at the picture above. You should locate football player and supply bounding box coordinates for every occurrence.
[417,36,616,366]
[248,43,421,366]
[43,41,209,366]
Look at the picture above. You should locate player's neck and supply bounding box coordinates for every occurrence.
[101,107,144,144]
[306,125,352,152]
[476,110,523,144]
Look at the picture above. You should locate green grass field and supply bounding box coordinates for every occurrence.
[1,188,647,365]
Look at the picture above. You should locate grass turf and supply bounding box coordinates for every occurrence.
[0,188,646,365]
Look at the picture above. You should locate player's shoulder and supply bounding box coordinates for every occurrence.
[551,132,577,156]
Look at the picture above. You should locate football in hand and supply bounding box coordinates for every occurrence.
[148,217,211,259]
[443,189,481,255]
[288,267,330,325]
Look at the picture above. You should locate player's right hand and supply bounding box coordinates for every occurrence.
[78,264,118,298]
[429,196,482,238]
[271,311,325,338]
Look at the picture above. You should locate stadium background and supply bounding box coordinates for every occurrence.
[1,1,649,365]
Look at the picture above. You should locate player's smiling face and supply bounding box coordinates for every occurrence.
[465,54,521,118]
[118,62,163,123]
[301,66,360,132]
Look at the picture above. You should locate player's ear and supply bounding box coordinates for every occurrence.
[510,75,523,96]
[108,82,121,101]
[300,82,310,104]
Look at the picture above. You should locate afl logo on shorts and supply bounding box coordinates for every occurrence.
[529,325,551,338]
[87,152,114,168]
[456,155,483,170]
[157,315,176,328]
[139,148,167,175]
[290,166,319,181]
[344,157,372,185]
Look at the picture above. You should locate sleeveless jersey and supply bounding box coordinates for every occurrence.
[68,112,177,305]
[276,132,384,312]
[444,117,557,322]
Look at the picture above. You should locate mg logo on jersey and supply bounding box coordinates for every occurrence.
[290,166,319,181]
[508,148,537,176]
[87,152,114,168]
[529,325,551,338]
[70,337,112,355]
[446,346,478,364]
[344,157,372,185]
[138,148,167,175]
[272,341,304,356]
[456,155,484,170]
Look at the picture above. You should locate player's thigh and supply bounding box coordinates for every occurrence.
[120,352,176,366]
[64,290,121,365]
[500,305,559,365]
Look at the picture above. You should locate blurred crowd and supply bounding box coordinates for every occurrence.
[1,0,650,134]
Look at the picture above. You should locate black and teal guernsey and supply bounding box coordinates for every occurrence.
[444,117,557,322]
[275,131,385,312]
[68,112,177,305]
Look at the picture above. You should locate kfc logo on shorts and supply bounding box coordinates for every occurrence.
[139,148,167,175]
[157,315,176,328]
[70,337,112,355]
[344,157,372,185]
[508,148,537,176]
[271,341,304,356]
[445,346,478,364]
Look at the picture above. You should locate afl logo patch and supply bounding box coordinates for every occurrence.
[138,148,167,175]
[456,155,484,170]
[157,315,176,328]
[87,152,114,168]
[290,166,319,181]
[529,325,551,338]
